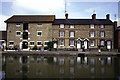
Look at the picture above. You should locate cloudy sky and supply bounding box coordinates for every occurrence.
[0,0,119,31]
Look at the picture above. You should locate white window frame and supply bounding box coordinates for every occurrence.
[37,41,42,46]
[70,40,74,46]
[16,31,21,36]
[9,41,14,46]
[30,41,35,46]
[44,41,49,46]
[70,32,74,37]
[70,25,74,28]
[37,23,42,27]
[37,31,42,36]
[90,32,95,37]
[60,40,64,46]
[60,31,64,37]
[100,25,104,28]
[16,23,21,27]
[100,32,104,37]
[90,40,95,47]
[60,24,64,28]
[100,40,104,46]
[90,24,94,29]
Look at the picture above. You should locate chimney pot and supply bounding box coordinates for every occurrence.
[65,13,68,20]
[106,14,110,20]
[92,14,96,20]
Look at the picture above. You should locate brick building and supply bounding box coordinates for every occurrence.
[5,14,115,50]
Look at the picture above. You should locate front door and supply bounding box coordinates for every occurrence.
[77,40,81,48]
[107,41,111,49]
[84,41,88,49]
[22,41,28,49]
[53,43,57,48]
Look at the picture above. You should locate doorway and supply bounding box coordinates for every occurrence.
[22,41,28,49]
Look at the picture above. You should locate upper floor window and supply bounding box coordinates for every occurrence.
[90,40,95,46]
[37,31,42,36]
[30,42,34,46]
[70,25,74,28]
[90,32,95,37]
[100,25,104,28]
[60,40,64,46]
[16,23,21,27]
[9,41,14,45]
[37,41,42,46]
[69,40,74,46]
[60,24,64,28]
[70,31,74,37]
[100,31,105,37]
[38,23,42,27]
[90,24,94,29]
[16,31,21,36]
[60,31,64,37]
[100,40,104,46]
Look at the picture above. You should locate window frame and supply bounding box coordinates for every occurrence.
[100,25,104,28]
[100,40,105,46]
[90,31,95,37]
[90,40,95,47]
[70,31,75,37]
[60,24,64,28]
[9,41,14,46]
[69,39,74,46]
[59,39,65,46]
[30,41,35,46]
[90,24,94,29]
[37,41,42,46]
[44,41,49,46]
[70,25,74,28]
[37,23,42,27]
[16,23,21,27]
[100,31,105,37]
[59,31,65,37]
[37,31,42,36]
[16,31,21,36]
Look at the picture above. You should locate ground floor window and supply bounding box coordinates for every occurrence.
[30,42,34,46]
[9,41,14,45]
[90,40,95,46]
[69,39,74,46]
[100,40,104,46]
[44,41,49,46]
[37,41,42,46]
[60,40,64,46]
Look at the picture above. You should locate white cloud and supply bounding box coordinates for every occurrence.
[0,15,10,31]
[11,0,65,14]
[85,7,101,14]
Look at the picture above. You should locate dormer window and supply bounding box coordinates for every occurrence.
[38,23,42,27]
[90,24,94,29]
[60,24,64,28]
[70,25,74,28]
[16,23,20,27]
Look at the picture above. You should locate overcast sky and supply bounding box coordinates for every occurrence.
[0,0,119,31]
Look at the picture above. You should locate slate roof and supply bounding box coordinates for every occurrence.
[53,19,114,25]
[5,15,55,23]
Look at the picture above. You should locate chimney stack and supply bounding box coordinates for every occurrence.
[65,13,68,20]
[92,14,96,20]
[106,14,110,20]
[114,21,117,30]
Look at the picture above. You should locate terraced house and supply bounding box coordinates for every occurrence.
[5,14,114,50]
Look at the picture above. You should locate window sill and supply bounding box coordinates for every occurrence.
[60,45,64,47]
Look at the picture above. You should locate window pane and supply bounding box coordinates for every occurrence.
[37,42,41,45]
[90,40,95,46]
[90,32,94,37]
[38,23,42,26]
[70,25,74,28]
[60,24,64,28]
[70,32,74,37]
[60,31,64,37]
[30,42,34,45]
[38,32,42,36]
[100,41,104,46]
[100,32,104,37]
[60,40,64,46]
[100,25,104,28]
[17,32,20,35]
[9,42,14,45]
[90,24,94,28]
[70,40,74,46]
[45,42,48,45]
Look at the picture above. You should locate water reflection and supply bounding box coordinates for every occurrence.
[2,54,120,79]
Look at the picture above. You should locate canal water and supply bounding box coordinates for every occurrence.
[1,54,120,79]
